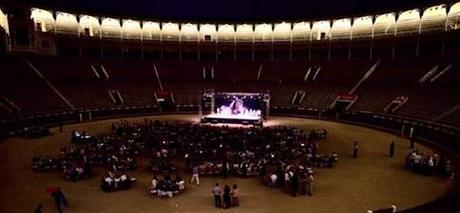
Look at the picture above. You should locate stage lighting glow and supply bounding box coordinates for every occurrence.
[200,24,217,41]
[0,8,8,34]
[181,23,199,41]
[273,22,291,40]
[79,15,100,36]
[236,24,254,41]
[162,22,180,40]
[450,2,460,16]
[254,23,273,41]
[422,5,447,19]
[201,92,268,125]
[31,8,54,32]
[217,24,235,41]
[398,9,420,22]
[56,12,79,33]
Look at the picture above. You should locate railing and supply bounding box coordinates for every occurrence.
[272,106,460,156]
[2,104,459,142]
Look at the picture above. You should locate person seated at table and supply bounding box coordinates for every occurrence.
[175,174,185,191]
[149,175,158,194]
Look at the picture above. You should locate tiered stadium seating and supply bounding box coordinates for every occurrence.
[302,59,373,109]
[28,57,113,108]
[0,57,69,113]
[101,59,158,105]
[1,56,459,127]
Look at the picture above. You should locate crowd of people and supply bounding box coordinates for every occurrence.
[107,120,333,199]
[109,120,330,178]
[32,118,456,210]
[100,170,136,192]
[33,147,93,182]
[264,164,316,196]
[32,129,143,184]
[149,174,185,197]
[405,150,454,178]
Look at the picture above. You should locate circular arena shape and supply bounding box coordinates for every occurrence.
[0,114,456,213]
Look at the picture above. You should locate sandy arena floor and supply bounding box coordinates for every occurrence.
[0,115,454,213]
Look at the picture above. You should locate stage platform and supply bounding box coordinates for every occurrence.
[201,113,263,126]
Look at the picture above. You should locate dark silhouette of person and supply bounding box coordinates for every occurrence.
[51,188,68,213]
[290,172,299,197]
[222,161,229,179]
[353,141,359,158]
[223,185,232,209]
[389,141,395,158]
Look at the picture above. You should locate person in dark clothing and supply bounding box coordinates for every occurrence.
[299,171,308,196]
[290,172,299,197]
[223,185,232,209]
[222,161,229,179]
[51,190,63,213]
[51,188,68,213]
[389,141,395,158]
[353,141,359,158]
[34,204,43,213]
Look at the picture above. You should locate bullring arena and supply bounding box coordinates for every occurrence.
[1,0,460,212]
[0,114,456,213]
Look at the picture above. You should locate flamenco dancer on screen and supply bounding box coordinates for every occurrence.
[218,97,247,115]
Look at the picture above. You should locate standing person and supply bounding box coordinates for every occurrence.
[51,188,67,213]
[353,141,359,158]
[223,185,232,209]
[284,171,291,193]
[299,171,308,196]
[389,141,395,158]
[231,184,240,207]
[212,183,222,208]
[222,161,229,179]
[290,171,299,197]
[306,174,314,196]
[51,188,62,212]
[57,188,68,208]
[190,165,200,186]
[149,175,158,194]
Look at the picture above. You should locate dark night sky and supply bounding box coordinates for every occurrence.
[29,0,449,22]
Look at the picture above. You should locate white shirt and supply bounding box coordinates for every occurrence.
[105,177,113,184]
[151,179,158,188]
